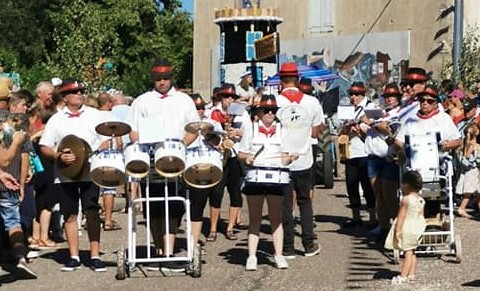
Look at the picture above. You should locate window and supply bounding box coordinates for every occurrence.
[246,31,263,61]
[309,0,335,34]
[220,32,225,63]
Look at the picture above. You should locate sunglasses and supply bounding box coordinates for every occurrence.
[418,97,436,104]
[259,107,278,114]
[196,105,205,110]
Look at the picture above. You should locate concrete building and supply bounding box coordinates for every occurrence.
[193,0,480,98]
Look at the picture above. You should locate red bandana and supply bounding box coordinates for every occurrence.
[259,125,276,137]
[282,90,304,104]
[210,109,229,124]
[416,108,440,119]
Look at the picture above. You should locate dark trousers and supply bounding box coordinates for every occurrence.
[283,169,315,251]
[345,157,375,209]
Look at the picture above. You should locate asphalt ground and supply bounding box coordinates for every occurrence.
[2,178,480,291]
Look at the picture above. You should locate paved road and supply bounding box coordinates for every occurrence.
[2,179,480,290]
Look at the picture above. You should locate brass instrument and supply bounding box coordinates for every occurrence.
[337,133,350,163]
[222,120,235,150]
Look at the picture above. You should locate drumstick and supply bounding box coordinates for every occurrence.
[252,145,265,160]
[257,152,307,159]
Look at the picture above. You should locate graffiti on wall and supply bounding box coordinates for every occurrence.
[280,47,408,102]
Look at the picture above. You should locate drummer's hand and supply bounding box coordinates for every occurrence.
[227,127,238,139]
[98,140,111,150]
[245,154,254,165]
[281,152,298,165]
[58,148,76,164]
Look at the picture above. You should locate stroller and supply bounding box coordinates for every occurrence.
[393,131,462,263]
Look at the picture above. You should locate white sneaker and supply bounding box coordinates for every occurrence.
[274,255,289,269]
[26,250,39,259]
[245,256,257,271]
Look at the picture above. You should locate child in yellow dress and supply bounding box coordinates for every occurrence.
[385,170,426,284]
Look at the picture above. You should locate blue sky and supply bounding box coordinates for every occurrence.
[181,0,194,15]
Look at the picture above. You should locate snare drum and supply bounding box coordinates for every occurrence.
[244,166,290,187]
[405,132,441,182]
[90,149,126,187]
[184,147,223,189]
[154,139,186,177]
[124,143,150,178]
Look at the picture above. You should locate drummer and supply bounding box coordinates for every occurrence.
[39,78,110,272]
[392,86,461,156]
[187,93,223,250]
[127,59,198,260]
[237,94,296,271]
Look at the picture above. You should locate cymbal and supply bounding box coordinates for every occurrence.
[184,121,214,135]
[57,134,92,179]
[95,121,131,137]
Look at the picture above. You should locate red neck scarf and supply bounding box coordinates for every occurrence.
[259,125,276,137]
[282,89,304,104]
[66,111,83,118]
[417,108,440,119]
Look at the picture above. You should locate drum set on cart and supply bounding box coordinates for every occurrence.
[84,119,224,279]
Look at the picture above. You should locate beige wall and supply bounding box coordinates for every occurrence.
[194,0,474,97]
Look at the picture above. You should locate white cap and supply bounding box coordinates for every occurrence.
[51,77,62,87]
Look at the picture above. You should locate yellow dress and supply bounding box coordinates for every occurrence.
[384,195,426,251]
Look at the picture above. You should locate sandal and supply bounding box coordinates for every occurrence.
[206,232,217,242]
[103,222,122,231]
[457,209,473,218]
[407,275,417,283]
[28,238,40,249]
[225,230,238,240]
[38,239,61,250]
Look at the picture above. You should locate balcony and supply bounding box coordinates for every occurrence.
[214,7,283,24]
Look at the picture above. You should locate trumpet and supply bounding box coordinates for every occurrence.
[222,120,235,150]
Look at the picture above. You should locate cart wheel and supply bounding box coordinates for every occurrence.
[116,248,127,280]
[190,244,202,278]
[454,234,462,263]
[393,249,400,264]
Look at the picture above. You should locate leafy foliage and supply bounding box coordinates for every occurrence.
[441,26,480,90]
[0,0,192,97]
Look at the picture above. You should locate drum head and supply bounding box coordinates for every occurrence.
[183,163,222,189]
[92,167,127,187]
[155,157,185,177]
[126,161,150,178]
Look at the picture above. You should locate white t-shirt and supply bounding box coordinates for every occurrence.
[397,110,461,144]
[276,88,325,171]
[238,120,286,169]
[127,88,199,143]
[39,105,107,182]
[348,98,378,159]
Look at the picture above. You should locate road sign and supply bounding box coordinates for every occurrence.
[254,32,279,60]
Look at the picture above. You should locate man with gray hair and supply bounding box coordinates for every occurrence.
[35,81,54,109]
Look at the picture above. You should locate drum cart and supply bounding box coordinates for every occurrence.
[115,147,202,280]
[393,132,461,264]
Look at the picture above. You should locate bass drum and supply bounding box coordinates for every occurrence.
[184,147,223,189]
[90,149,126,187]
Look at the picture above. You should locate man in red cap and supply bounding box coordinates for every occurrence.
[127,59,199,268]
[40,78,111,272]
[397,67,429,121]
[340,82,376,228]
[275,62,324,258]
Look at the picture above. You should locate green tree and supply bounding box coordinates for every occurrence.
[0,0,193,96]
[442,27,480,90]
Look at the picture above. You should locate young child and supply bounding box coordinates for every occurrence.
[455,123,480,218]
[384,170,426,284]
